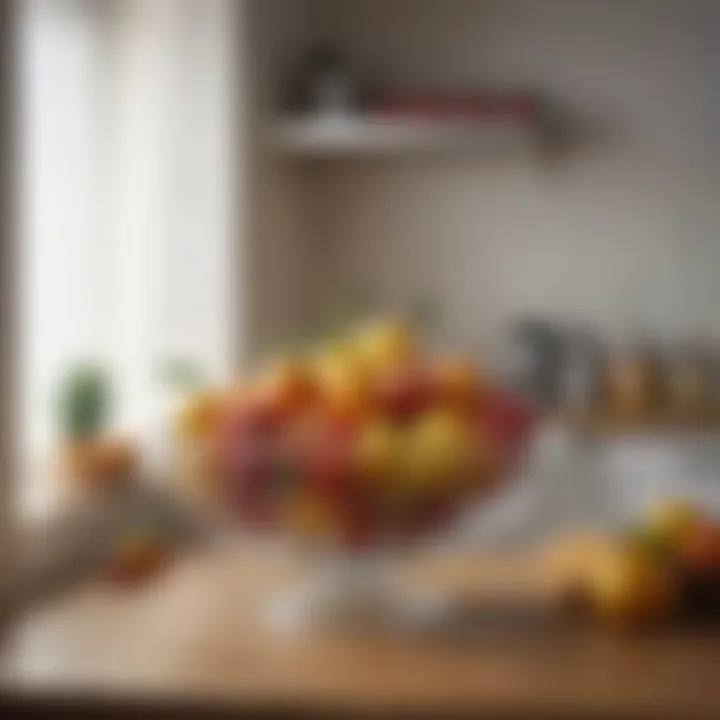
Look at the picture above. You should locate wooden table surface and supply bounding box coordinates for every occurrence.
[2,542,720,718]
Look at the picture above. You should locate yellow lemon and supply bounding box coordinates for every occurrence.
[315,353,374,422]
[401,411,475,493]
[588,544,677,629]
[175,391,221,440]
[644,497,700,545]
[354,419,403,486]
[353,318,415,370]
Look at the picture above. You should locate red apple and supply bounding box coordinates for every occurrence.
[680,523,720,572]
[375,364,431,421]
[233,394,284,438]
[211,405,282,527]
[678,522,720,617]
[303,425,358,501]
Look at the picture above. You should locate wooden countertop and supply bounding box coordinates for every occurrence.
[2,542,720,718]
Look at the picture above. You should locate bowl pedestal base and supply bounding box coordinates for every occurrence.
[264,553,454,634]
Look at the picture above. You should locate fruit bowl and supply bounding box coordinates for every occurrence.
[175,320,534,629]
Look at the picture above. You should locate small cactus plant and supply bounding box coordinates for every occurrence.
[57,365,109,441]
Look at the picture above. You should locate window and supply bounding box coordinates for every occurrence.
[19,0,237,514]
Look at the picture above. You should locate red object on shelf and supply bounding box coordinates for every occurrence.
[367,91,539,123]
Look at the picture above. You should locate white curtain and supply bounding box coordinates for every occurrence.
[20,0,238,514]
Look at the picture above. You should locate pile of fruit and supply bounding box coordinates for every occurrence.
[176,319,532,548]
[547,499,720,631]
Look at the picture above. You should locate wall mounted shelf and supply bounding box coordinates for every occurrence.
[274,116,539,159]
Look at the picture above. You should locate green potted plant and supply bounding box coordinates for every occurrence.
[57,365,136,492]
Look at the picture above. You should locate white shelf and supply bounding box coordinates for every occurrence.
[274,116,538,159]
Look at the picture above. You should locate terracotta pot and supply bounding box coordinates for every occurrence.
[58,437,138,493]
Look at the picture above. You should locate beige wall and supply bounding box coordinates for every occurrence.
[243,0,315,363]
[297,0,720,355]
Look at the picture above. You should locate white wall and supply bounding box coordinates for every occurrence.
[305,0,720,354]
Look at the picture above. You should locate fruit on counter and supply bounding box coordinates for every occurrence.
[105,530,170,585]
[677,522,720,616]
[644,497,700,546]
[679,521,720,571]
[550,499,720,631]
[620,524,676,564]
[587,541,677,629]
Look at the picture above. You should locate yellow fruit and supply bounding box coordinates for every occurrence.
[315,349,364,386]
[316,354,374,422]
[588,544,677,629]
[354,420,403,485]
[354,319,415,369]
[644,498,700,545]
[175,391,222,439]
[401,411,475,493]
